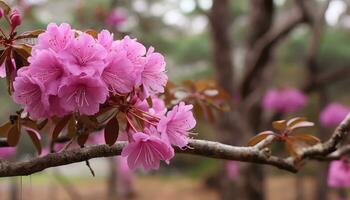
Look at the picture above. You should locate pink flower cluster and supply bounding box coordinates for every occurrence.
[13,23,167,119]
[105,9,127,28]
[328,158,350,188]
[12,23,196,170]
[320,103,350,128]
[261,88,307,113]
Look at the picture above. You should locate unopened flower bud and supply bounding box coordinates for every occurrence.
[10,9,21,29]
[0,8,4,19]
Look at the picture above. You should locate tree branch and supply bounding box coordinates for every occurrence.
[0,113,349,177]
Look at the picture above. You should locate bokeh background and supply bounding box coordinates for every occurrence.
[0,0,350,199]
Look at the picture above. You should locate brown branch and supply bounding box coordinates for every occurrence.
[0,113,349,177]
[240,1,309,97]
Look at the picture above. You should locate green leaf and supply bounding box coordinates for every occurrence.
[104,116,119,146]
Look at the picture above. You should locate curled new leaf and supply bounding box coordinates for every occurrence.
[272,120,287,131]
[248,131,275,146]
[104,116,119,146]
[25,127,42,154]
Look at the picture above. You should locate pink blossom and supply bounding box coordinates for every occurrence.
[139,48,167,98]
[101,50,136,94]
[58,75,108,115]
[226,161,239,181]
[149,96,167,117]
[97,30,114,50]
[157,102,196,148]
[13,75,49,119]
[28,50,66,94]
[105,9,127,28]
[0,147,16,159]
[59,33,107,76]
[114,36,146,77]
[320,103,350,127]
[121,132,174,170]
[35,23,74,54]
[328,159,350,188]
[262,88,307,113]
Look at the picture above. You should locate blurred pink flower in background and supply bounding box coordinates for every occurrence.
[226,161,239,181]
[262,88,307,113]
[105,9,127,28]
[320,103,350,128]
[328,158,350,188]
[0,147,16,159]
[116,156,134,196]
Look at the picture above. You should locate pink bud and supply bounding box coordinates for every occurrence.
[10,9,21,29]
[0,8,4,18]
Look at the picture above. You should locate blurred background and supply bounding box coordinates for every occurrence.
[1,0,350,199]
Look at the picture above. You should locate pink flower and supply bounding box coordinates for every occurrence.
[0,147,16,159]
[101,50,136,94]
[35,23,74,54]
[157,102,196,148]
[28,50,66,94]
[58,75,108,115]
[13,75,49,119]
[97,30,114,50]
[105,9,127,28]
[320,103,350,127]
[262,88,307,113]
[139,48,167,98]
[114,36,146,72]
[226,161,239,181]
[59,33,107,76]
[149,96,167,117]
[328,159,350,188]
[121,132,174,170]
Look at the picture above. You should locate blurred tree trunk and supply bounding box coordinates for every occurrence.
[208,1,267,200]
[107,158,118,200]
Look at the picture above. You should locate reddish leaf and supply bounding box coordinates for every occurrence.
[85,29,98,38]
[272,120,287,131]
[12,44,32,61]
[290,134,320,145]
[0,48,10,66]
[284,139,298,157]
[25,128,42,154]
[52,115,71,141]
[16,29,45,40]
[146,96,153,108]
[7,124,20,146]
[0,122,13,137]
[37,119,48,130]
[67,118,77,138]
[289,121,314,131]
[104,116,119,146]
[248,131,275,146]
[5,55,15,93]
[77,133,89,147]
[286,117,307,127]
